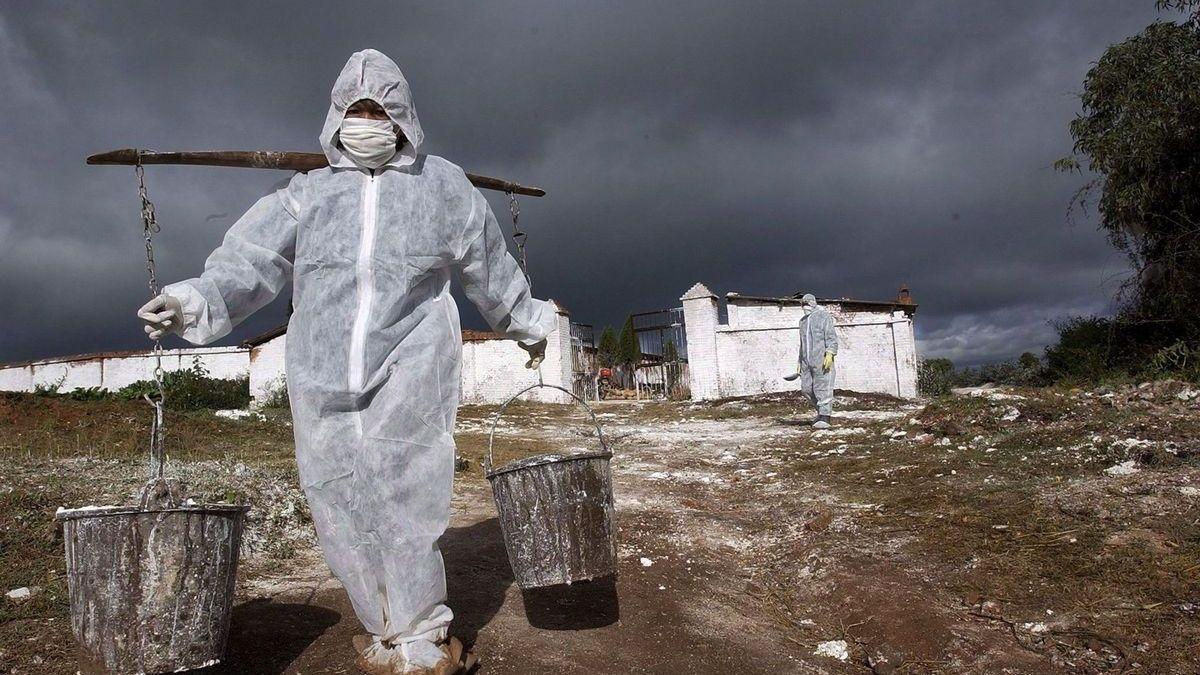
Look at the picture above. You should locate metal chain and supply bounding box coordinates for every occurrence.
[506,191,541,384]
[507,191,530,285]
[135,152,168,479]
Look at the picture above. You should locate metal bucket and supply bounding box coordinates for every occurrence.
[485,384,618,589]
[55,481,249,674]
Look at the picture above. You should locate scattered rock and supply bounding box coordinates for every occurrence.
[1000,407,1021,422]
[6,586,41,602]
[804,509,833,532]
[214,408,266,421]
[814,639,850,661]
[1104,529,1172,554]
[640,557,654,567]
[1104,460,1140,476]
[1023,621,1049,635]
[867,644,909,674]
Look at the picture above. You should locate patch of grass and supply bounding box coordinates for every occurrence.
[0,486,70,624]
[766,386,1200,670]
[0,392,295,464]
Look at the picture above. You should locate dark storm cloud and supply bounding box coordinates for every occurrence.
[0,1,1176,366]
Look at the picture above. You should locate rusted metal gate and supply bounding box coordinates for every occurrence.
[630,308,689,399]
[569,322,598,400]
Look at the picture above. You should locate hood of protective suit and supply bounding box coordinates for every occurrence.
[320,49,425,170]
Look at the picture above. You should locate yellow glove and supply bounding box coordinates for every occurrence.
[822,350,835,372]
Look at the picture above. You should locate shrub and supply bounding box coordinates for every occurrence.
[33,373,66,396]
[1043,316,1124,383]
[117,359,250,411]
[68,386,107,402]
[1147,340,1200,382]
[918,358,955,397]
[258,377,290,409]
[961,352,1046,387]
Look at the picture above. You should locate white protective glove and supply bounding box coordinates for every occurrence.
[518,339,548,370]
[137,294,184,341]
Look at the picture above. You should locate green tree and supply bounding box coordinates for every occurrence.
[618,316,642,369]
[1043,316,1124,383]
[597,326,619,368]
[917,358,955,397]
[663,340,679,363]
[1157,0,1200,22]
[1059,4,1200,335]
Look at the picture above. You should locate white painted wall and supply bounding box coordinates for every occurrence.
[1,317,575,407]
[0,347,249,396]
[2,303,579,407]
[249,334,287,402]
[247,306,574,405]
[682,283,918,400]
[457,306,574,404]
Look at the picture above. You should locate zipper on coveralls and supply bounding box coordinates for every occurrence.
[348,169,379,391]
[801,314,811,369]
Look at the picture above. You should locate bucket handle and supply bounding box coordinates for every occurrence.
[485,383,608,472]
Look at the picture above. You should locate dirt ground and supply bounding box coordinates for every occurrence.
[2,383,1199,673]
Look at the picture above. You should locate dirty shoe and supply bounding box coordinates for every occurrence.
[353,634,374,654]
[426,637,477,675]
[353,635,406,675]
[812,416,831,430]
[355,635,476,675]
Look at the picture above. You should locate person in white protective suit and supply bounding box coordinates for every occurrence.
[137,49,555,674]
[792,293,838,429]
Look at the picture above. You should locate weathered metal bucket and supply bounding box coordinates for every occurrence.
[485,384,618,589]
[55,479,249,674]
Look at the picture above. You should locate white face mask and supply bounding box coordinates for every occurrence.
[339,117,397,169]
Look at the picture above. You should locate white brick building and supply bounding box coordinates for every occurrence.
[681,282,919,400]
[0,303,579,405]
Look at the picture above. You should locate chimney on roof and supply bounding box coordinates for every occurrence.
[897,284,914,305]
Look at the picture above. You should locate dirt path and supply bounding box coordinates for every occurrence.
[223,396,1053,674]
[225,412,807,674]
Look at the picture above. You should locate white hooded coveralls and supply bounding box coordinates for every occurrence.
[164,50,557,653]
[798,305,838,417]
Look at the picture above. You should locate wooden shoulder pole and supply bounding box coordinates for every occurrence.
[87,149,546,197]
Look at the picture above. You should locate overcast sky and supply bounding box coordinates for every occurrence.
[0,1,1181,366]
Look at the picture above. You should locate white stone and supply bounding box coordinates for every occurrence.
[1104,460,1140,476]
[6,586,39,602]
[813,640,850,661]
[214,409,264,420]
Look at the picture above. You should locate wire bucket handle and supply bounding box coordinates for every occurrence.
[485,383,609,473]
